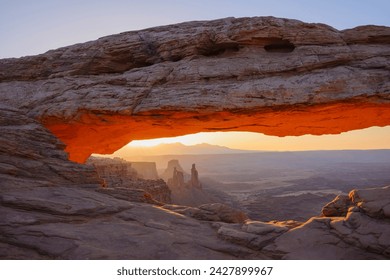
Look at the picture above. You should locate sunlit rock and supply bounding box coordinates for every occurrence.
[1,17,389,162]
[0,16,389,260]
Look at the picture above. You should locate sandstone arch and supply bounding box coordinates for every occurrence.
[0,17,389,163]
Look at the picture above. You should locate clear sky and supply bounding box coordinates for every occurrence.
[1,0,390,58]
[1,0,389,150]
[127,127,390,151]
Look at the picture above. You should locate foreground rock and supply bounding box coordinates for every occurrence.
[322,194,352,217]
[0,17,389,259]
[0,106,100,189]
[164,203,248,223]
[265,186,390,259]
[0,107,389,259]
[1,17,389,162]
[216,221,288,250]
[0,108,264,259]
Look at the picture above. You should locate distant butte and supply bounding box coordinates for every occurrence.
[1,17,389,162]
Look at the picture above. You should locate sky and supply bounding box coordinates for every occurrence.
[1,0,389,151]
[127,127,390,151]
[1,0,390,59]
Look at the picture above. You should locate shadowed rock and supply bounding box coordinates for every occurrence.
[322,194,352,217]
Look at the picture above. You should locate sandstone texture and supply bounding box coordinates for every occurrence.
[265,186,390,259]
[87,157,138,186]
[163,203,248,223]
[0,108,389,259]
[322,194,352,217]
[160,159,187,182]
[0,107,263,259]
[130,162,159,180]
[163,159,215,206]
[0,17,390,260]
[0,106,101,189]
[87,157,171,203]
[0,17,389,162]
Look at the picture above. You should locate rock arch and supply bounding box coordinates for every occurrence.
[1,17,389,163]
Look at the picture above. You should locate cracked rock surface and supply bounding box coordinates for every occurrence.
[1,17,389,259]
[1,17,389,162]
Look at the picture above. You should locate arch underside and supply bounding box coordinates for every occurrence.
[1,17,389,163]
[44,101,390,163]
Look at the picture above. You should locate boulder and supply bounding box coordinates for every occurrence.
[268,186,390,259]
[322,194,352,217]
[349,186,390,218]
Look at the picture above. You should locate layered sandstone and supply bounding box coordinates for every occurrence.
[87,157,138,186]
[87,157,171,203]
[163,203,248,223]
[130,162,159,180]
[1,108,253,259]
[0,17,389,260]
[0,108,388,259]
[264,186,390,259]
[0,17,389,162]
[164,160,214,206]
[160,160,187,182]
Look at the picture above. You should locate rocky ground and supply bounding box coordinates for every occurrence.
[1,106,389,259]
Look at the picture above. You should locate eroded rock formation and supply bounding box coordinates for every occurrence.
[164,160,213,206]
[130,162,159,180]
[160,159,186,182]
[189,186,389,259]
[0,17,389,260]
[322,194,352,217]
[168,167,185,189]
[87,157,171,204]
[0,17,389,162]
[87,157,138,186]
[0,107,389,259]
[165,161,202,190]
[190,164,202,189]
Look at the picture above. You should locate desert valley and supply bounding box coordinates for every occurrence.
[109,144,390,222]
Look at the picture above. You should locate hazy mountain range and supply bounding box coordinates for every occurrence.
[111,142,255,157]
[109,142,390,160]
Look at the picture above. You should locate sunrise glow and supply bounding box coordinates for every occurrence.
[127,126,390,151]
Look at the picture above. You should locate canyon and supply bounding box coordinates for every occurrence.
[0,16,389,259]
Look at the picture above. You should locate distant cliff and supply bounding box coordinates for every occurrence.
[130,162,159,180]
[87,157,171,204]
[87,157,138,186]
[160,159,187,182]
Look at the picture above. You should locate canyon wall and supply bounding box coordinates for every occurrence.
[130,162,159,180]
[87,157,171,204]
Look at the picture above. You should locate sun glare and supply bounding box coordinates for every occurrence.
[127,133,224,147]
[126,126,390,151]
[127,138,179,147]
